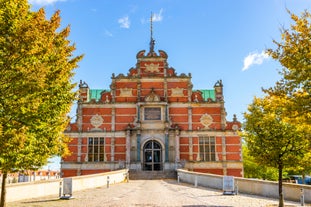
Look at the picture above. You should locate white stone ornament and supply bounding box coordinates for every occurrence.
[120,88,133,97]
[90,114,103,128]
[145,63,159,73]
[200,113,213,129]
[171,87,184,96]
[232,124,239,131]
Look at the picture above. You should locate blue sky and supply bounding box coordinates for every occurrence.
[28,0,311,169]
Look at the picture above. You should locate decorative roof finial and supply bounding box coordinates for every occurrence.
[149,12,155,53]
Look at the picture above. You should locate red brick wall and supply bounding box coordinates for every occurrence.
[227,169,243,177]
[62,170,78,178]
[194,168,223,175]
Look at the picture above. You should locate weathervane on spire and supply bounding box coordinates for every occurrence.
[149,12,155,53]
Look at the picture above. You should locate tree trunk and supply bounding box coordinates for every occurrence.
[278,164,284,207]
[302,172,305,184]
[0,172,7,207]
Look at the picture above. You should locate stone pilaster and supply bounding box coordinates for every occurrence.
[188,106,193,161]
[126,127,131,165]
[111,107,116,163]
[189,136,193,161]
[111,107,115,131]
[187,74,193,102]
[77,100,83,163]
[137,81,141,102]
[111,136,115,162]
[165,133,169,162]
[222,135,227,176]
[188,106,192,130]
[136,130,141,161]
[110,74,116,103]
[175,127,180,162]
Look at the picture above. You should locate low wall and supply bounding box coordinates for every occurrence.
[3,169,128,203]
[177,169,311,203]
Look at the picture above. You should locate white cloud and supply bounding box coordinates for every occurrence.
[152,9,164,22]
[118,16,130,29]
[242,51,269,71]
[29,0,66,5]
[141,9,164,24]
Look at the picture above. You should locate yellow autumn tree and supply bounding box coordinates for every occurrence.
[243,10,311,207]
[243,95,310,207]
[0,0,83,206]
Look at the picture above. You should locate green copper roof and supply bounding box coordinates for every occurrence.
[89,89,108,101]
[198,89,216,101]
[89,89,215,102]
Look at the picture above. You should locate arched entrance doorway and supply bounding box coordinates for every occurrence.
[143,140,162,171]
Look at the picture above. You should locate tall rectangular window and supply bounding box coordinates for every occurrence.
[199,136,216,161]
[88,137,105,162]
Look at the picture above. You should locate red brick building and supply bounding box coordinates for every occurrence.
[62,37,243,178]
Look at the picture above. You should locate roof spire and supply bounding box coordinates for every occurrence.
[149,12,155,53]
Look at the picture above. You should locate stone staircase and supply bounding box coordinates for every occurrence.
[129,170,177,180]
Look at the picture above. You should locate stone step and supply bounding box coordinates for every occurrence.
[129,170,177,180]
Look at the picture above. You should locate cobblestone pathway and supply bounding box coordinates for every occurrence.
[7,179,304,207]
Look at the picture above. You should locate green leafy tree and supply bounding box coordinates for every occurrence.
[285,152,311,184]
[242,144,279,181]
[0,0,83,206]
[243,95,310,207]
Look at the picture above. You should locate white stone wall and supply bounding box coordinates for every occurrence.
[1,169,128,202]
[177,169,311,203]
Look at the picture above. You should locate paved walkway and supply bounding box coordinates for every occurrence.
[8,179,305,207]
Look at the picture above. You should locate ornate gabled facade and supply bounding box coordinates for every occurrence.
[61,35,243,178]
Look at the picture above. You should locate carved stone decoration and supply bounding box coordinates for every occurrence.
[66,125,71,132]
[145,88,160,102]
[90,114,103,128]
[171,87,184,97]
[145,63,159,73]
[200,113,213,129]
[120,88,133,97]
[105,95,110,103]
[145,94,160,102]
[232,124,239,131]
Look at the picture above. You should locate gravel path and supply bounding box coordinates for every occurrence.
[7,179,304,207]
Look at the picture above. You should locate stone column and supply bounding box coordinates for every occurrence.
[188,106,192,130]
[77,101,83,163]
[188,106,193,161]
[187,74,193,102]
[77,135,82,162]
[137,130,141,162]
[165,132,169,162]
[137,81,141,102]
[165,111,170,162]
[136,105,141,162]
[111,107,116,163]
[111,74,116,103]
[126,127,131,166]
[111,136,115,162]
[222,135,227,176]
[175,127,180,162]
[189,136,193,161]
